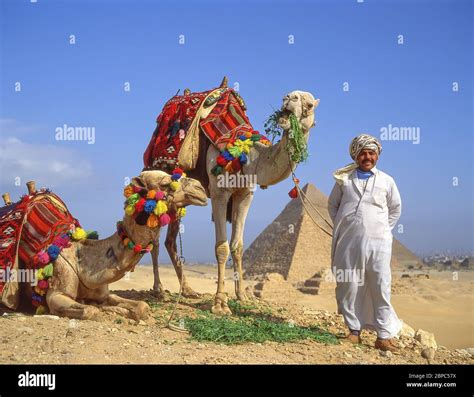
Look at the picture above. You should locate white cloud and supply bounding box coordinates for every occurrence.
[0,119,45,137]
[0,137,93,186]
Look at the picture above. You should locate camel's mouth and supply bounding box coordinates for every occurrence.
[278,108,294,130]
[187,191,208,207]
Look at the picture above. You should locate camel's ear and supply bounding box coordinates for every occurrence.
[314,98,320,109]
[131,176,146,189]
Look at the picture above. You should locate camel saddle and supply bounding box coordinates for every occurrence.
[143,86,253,173]
[0,190,79,309]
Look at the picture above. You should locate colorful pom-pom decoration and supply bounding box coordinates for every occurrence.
[125,204,136,216]
[159,213,171,226]
[146,190,157,200]
[43,263,54,278]
[123,185,134,198]
[210,130,270,176]
[71,227,88,241]
[147,213,159,228]
[169,181,180,191]
[135,198,146,213]
[153,201,168,216]
[132,185,142,193]
[37,251,50,265]
[144,199,157,214]
[36,268,44,281]
[47,245,61,261]
[127,192,139,203]
[53,235,71,249]
[38,279,49,289]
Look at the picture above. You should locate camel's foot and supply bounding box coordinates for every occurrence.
[181,284,201,299]
[129,301,150,321]
[235,289,249,302]
[99,301,150,321]
[150,287,165,299]
[211,293,232,316]
[104,294,151,321]
[79,305,102,320]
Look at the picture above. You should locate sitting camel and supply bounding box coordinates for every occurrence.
[15,171,207,320]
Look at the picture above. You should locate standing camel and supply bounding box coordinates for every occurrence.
[149,82,319,315]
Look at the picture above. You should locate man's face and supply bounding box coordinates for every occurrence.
[356,149,378,171]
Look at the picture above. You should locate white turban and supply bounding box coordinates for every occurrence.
[333,134,382,185]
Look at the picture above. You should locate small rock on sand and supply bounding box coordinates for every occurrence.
[421,348,436,361]
[379,350,393,358]
[398,321,415,338]
[415,329,437,350]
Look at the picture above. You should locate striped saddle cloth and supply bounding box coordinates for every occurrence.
[0,190,78,306]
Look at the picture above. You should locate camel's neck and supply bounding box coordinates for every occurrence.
[74,218,158,288]
[255,129,309,187]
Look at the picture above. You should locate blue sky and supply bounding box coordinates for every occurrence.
[0,0,472,262]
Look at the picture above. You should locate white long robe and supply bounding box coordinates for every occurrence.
[328,166,402,339]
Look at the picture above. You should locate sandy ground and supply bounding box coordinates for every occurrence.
[0,264,472,364]
[273,269,474,350]
[112,264,473,349]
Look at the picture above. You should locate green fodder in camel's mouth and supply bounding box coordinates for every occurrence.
[264,110,309,164]
[181,300,339,345]
[287,113,308,163]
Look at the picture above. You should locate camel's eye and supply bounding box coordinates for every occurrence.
[291,94,298,101]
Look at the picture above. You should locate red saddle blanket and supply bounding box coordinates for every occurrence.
[143,87,255,172]
[0,191,78,298]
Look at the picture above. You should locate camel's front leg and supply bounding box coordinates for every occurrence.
[103,294,150,321]
[151,238,164,296]
[165,221,200,298]
[47,291,101,320]
[210,190,232,316]
[230,189,253,302]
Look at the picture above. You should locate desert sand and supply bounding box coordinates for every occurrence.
[112,264,472,349]
[0,263,472,364]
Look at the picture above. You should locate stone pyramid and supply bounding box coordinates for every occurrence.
[243,183,419,283]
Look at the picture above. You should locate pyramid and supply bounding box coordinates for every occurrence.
[243,183,419,283]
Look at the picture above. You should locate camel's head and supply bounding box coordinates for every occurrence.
[279,90,319,132]
[136,170,208,208]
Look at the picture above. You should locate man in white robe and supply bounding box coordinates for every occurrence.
[328,134,402,352]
